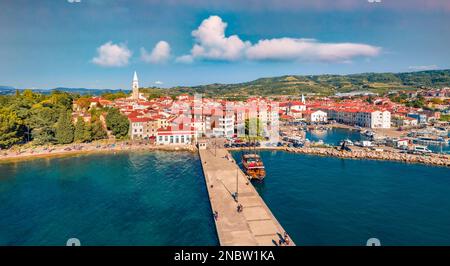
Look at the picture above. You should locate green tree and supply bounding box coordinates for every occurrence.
[430,98,444,105]
[49,91,73,110]
[244,118,263,138]
[83,123,93,142]
[106,108,129,139]
[0,108,24,149]
[55,110,74,144]
[28,106,58,145]
[89,117,107,140]
[101,91,129,101]
[74,97,91,110]
[74,118,87,142]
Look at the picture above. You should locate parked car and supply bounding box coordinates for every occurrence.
[413,145,432,154]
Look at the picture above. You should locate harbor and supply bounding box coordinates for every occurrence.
[0,148,450,245]
[231,150,450,246]
[226,145,450,167]
[198,140,294,246]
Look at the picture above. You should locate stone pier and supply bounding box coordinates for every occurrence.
[199,145,294,246]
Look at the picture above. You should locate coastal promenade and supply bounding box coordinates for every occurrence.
[199,144,294,246]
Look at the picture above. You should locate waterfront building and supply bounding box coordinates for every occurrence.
[280,101,306,113]
[326,108,391,129]
[407,113,428,124]
[129,117,159,140]
[304,110,328,123]
[205,107,235,138]
[129,117,147,139]
[144,118,159,138]
[396,138,410,148]
[358,110,391,129]
[156,126,196,145]
[393,116,418,127]
[154,114,170,129]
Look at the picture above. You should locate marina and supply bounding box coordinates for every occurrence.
[303,127,450,154]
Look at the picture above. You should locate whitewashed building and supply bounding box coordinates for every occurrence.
[327,109,391,129]
[304,110,328,123]
[156,126,196,145]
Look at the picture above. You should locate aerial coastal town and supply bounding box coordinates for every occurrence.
[2,0,450,251]
[70,72,449,154]
[2,71,449,167]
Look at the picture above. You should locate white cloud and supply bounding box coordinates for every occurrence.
[408,65,439,71]
[177,15,250,62]
[141,41,171,64]
[175,54,194,64]
[246,38,381,62]
[154,81,164,85]
[92,41,132,67]
[178,15,381,63]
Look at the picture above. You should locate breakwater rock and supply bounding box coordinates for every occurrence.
[285,147,450,167]
[227,147,449,167]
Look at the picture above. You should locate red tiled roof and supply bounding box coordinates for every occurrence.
[157,125,196,135]
[129,117,152,123]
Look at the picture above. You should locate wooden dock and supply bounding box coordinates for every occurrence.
[199,145,295,246]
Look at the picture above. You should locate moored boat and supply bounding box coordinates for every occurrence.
[241,153,266,180]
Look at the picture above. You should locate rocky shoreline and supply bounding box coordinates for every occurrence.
[227,147,450,167]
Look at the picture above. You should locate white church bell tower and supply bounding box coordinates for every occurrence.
[132,71,139,100]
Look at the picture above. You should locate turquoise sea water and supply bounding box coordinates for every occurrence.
[233,150,450,245]
[306,128,366,145]
[1,150,450,246]
[0,152,218,246]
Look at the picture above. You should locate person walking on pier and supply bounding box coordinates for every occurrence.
[284,232,290,246]
[213,211,218,220]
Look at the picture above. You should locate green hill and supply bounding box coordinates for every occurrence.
[141,69,450,98]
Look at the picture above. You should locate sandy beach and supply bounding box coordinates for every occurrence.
[0,141,197,164]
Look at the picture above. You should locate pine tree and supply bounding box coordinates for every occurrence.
[0,107,24,149]
[55,110,74,144]
[91,120,107,140]
[83,123,93,142]
[106,108,129,139]
[89,116,107,141]
[74,118,86,143]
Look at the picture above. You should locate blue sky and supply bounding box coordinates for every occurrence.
[1,0,449,90]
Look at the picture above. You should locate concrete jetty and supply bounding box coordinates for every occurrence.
[199,143,294,246]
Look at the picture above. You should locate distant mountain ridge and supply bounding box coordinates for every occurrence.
[2,69,450,97]
[160,69,450,97]
[0,87,130,96]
